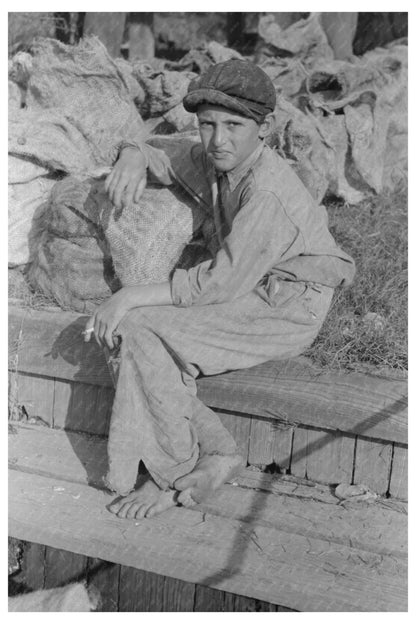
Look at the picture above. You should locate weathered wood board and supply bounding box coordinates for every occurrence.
[389,444,408,500]
[8,425,408,612]
[354,438,393,495]
[9,306,408,445]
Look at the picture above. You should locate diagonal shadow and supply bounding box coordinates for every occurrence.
[48,324,407,595]
[198,394,407,590]
[49,317,113,488]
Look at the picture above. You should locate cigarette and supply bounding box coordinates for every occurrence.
[82,328,94,336]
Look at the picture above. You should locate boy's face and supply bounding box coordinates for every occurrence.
[197,105,269,173]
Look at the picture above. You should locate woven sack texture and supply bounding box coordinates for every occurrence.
[8,36,147,177]
[28,175,206,311]
[28,176,119,313]
[103,182,206,286]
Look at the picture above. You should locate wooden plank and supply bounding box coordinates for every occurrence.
[248,418,274,467]
[272,426,293,473]
[87,558,120,612]
[198,362,408,445]
[10,423,407,559]
[67,382,99,434]
[15,541,45,591]
[290,426,308,478]
[9,424,109,489]
[8,370,19,420]
[52,379,73,429]
[9,307,408,444]
[389,444,408,500]
[354,439,393,496]
[16,373,55,426]
[44,546,88,589]
[119,567,164,612]
[194,586,227,611]
[162,577,196,611]
[229,593,279,611]
[9,307,113,388]
[303,429,355,485]
[94,386,115,437]
[9,469,407,612]
[217,410,251,462]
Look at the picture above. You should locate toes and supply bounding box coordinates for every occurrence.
[174,473,198,491]
[145,490,178,518]
[126,503,141,519]
[133,504,148,519]
[115,502,134,519]
[177,488,198,508]
[108,500,124,515]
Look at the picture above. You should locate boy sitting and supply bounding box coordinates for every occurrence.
[85,59,354,519]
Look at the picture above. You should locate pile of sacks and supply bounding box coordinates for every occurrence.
[8,26,407,312]
[9,37,205,312]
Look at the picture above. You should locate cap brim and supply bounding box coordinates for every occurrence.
[183,88,257,119]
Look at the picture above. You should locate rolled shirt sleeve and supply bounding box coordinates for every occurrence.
[171,189,303,307]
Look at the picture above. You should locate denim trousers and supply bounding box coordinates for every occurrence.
[105,280,333,494]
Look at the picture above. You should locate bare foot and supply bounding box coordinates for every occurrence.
[108,477,178,519]
[174,453,245,508]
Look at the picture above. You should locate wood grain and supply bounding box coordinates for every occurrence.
[118,567,164,611]
[248,418,275,467]
[52,379,73,429]
[302,429,356,485]
[194,585,226,611]
[16,373,55,426]
[354,438,393,495]
[389,444,408,500]
[16,541,46,591]
[162,576,196,611]
[66,383,99,434]
[290,426,308,478]
[9,306,408,444]
[87,558,120,612]
[272,425,293,473]
[9,469,407,611]
[217,409,251,462]
[94,386,115,437]
[43,546,88,589]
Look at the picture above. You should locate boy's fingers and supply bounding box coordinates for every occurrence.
[104,329,116,351]
[83,316,95,342]
[133,178,146,204]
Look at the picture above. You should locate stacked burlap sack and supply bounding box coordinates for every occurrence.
[9,37,205,312]
[8,27,407,312]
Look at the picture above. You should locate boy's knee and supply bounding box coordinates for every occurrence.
[118,308,152,341]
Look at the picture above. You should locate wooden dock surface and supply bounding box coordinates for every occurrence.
[9,423,408,612]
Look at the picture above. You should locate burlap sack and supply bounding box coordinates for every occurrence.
[28,175,206,312]
[9,36,147,177]
[27,176,118,313]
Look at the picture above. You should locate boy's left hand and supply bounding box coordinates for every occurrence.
[84,289,132,350]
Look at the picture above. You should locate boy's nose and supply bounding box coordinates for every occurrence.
[212,127,226,147]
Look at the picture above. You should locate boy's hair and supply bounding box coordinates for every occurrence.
[183,59,276,124]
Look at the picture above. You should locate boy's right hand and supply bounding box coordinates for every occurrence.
[105,146,147,210]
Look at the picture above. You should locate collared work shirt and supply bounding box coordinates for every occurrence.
[137,137,355,307]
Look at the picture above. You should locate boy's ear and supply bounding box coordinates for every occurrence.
[258,113,276,139]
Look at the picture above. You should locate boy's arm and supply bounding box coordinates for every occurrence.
[171,190,300,307]
[105,137,200,210]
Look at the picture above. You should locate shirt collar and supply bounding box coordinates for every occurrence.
[205,142,265,193]
[224,142,265,192]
